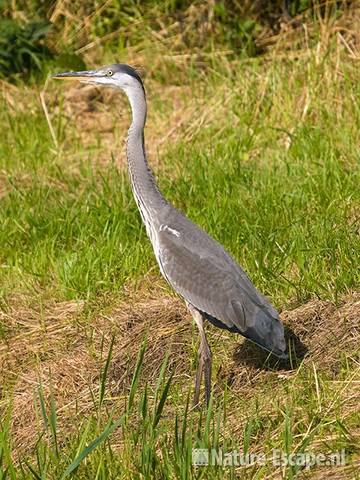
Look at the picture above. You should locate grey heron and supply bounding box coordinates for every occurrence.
[52,64,287,406]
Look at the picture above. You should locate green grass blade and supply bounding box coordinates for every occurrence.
[37,383,48,431]
[49,380,58,457]
[99,334,115,408]
[127,337,147,414]
[59,415,124,480]
[153,371,173,429]
[24,461,43,480]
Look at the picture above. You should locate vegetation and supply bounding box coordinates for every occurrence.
[0,18,53,78]
[0,1,359,478]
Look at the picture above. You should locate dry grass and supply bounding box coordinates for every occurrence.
[1,289,359,457]
[3,0,360,183]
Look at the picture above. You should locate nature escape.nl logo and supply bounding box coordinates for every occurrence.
[192,448,346,468]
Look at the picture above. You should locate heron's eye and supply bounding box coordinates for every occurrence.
[107,70,113,77]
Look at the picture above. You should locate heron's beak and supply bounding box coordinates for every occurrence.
[51,70,103,81]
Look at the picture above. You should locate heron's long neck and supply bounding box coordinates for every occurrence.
[125,84,166,230]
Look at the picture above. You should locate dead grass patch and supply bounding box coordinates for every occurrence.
[0,290,359,455]
[50,80,208,165]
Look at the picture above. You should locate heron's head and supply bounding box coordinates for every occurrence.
[52,63,144,94]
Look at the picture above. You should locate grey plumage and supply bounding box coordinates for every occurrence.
[52,63,288,405]
[157,206,287,358]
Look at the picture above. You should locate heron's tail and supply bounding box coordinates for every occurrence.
[202,308,288,359]
[243,309,288,359]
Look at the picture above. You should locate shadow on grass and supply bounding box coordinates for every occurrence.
[232,325,308,372]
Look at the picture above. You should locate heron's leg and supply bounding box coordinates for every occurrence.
[187,303,212,406]
[193,347,204,406]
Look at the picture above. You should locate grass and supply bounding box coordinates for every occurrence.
[1,4,360,479]
[1,65,359,303]
[1,54,359,305]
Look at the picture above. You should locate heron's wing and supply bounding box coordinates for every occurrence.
[157,215,278,333]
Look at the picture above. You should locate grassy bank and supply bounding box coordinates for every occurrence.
[0,3,360,479]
